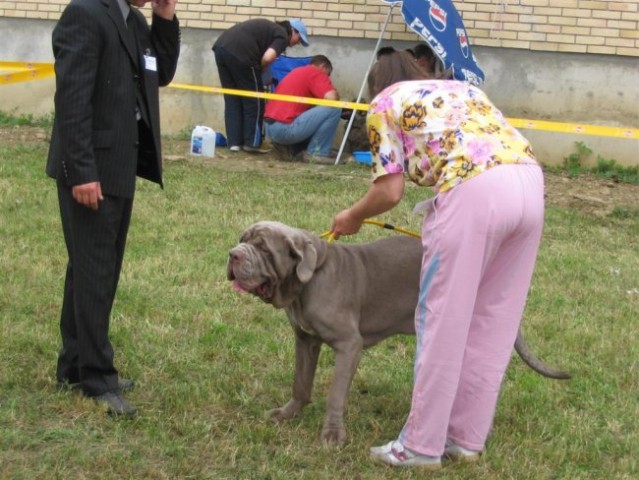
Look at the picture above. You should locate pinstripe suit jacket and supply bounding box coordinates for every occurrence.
[46,0,180,198]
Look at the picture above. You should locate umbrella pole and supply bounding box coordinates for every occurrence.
[334,3,398,165]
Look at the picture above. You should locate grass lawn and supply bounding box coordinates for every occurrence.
[1,128,637,479]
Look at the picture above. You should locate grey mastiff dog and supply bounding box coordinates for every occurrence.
[227,221,570,446]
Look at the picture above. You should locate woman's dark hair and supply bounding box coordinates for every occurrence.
[367,50,433,99]
[414,43,435,60]
[376,46,396,59]
[276,20,292,40]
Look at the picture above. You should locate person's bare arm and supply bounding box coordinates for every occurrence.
[330,173,404,238]
[261,48,278,67]
[324,90,339,101]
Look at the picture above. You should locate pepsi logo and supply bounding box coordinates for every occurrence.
[457,29,469,58]
[429,0,447,32]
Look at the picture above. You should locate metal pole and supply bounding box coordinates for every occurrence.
[334,3,398,165]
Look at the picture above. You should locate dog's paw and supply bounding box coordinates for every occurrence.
[268,407,295,422]
[268,399,304,422]
[321,425,347,447]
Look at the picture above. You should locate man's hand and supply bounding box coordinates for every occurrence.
[72,182,103,210]
[151,0,177,20]
[129,0,176,21]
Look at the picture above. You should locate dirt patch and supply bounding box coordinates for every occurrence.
[544,171,638,216]
[5,125,638,215]
[163,136,639,216]
[0,125,49,146]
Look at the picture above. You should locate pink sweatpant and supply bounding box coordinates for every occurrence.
[399,164,545,456]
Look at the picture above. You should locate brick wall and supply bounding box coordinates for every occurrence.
[1,0,637,57]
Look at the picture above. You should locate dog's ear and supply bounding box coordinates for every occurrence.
[287,234,317,283]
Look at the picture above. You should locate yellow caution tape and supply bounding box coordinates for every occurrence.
[1,61,637,140]
[508,118,637,139]
[168,82,638,139]
[168,82,369,111]
[0,61,54,71]
[0,62,55,85]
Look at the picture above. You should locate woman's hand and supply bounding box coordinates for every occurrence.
[330,173,406,240]
[330,209,363,240]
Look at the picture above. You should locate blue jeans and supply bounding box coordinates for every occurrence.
[265,106,341,156]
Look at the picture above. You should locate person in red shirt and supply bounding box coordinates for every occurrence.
[264,55,341,164]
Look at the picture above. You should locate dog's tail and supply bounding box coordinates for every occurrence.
[514,331,571,380]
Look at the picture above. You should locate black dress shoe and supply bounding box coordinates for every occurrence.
[94,391,137,418]
[56,379,82,391]
[57,378,135,392]
[117,378,135,392]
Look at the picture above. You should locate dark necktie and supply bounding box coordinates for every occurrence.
[126,10,138,55]
[126,11,149,125]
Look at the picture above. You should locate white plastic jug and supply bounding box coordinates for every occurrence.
[190,125,216,157]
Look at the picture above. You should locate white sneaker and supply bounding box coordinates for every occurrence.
[370,440,442,470]
[229,145,241,152]
[444,441,481,462]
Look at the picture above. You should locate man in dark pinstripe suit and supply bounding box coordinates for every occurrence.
[46,0,180,417]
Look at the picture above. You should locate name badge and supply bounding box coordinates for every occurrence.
[144,55,157,72]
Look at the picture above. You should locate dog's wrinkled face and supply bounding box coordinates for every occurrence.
[227,221,318,308]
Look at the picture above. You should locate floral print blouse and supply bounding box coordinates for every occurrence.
[367,80,538,193]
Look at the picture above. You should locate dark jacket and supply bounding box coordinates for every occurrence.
[213,18,288,68]
[46,0,180,197]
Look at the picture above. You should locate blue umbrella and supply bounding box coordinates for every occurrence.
[383,0,484,85]
[336,0,484,163]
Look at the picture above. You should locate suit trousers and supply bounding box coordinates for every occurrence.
[213,46,264,149]
[400,164,544,456]
[56,184,134,396]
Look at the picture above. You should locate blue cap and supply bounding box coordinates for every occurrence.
[289,19,309,47]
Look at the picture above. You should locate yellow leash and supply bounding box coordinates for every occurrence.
[320,230,338,243]
[320,219,421,243]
